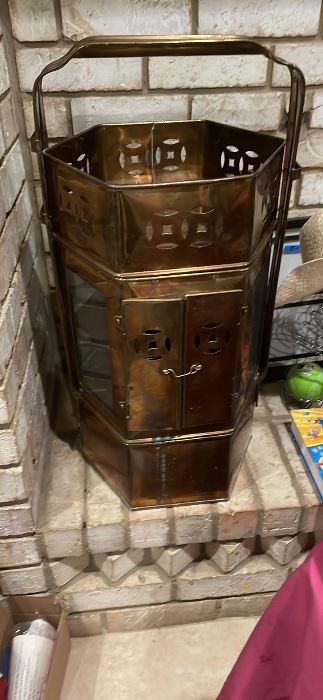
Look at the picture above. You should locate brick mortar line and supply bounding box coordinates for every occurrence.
[0,336,35,431]
[0,184,32,278]
[292,176,301,207]
[44,558,57,592]
[1,2,44,254]
[187,94,193,120]
[167,505,175,547]
[0,558,47,572]
[64,98,73,135]
[191,0,198,34]
[0,532,39,542]
[68,591,274,612]
[266,44,274,87]
[0,132,21,171]
[318,0,323,37]
[0,242,41,383]
[0,171,26,232]
[141,56,149,93]
[0,86,10,105]
[53,0,64,40]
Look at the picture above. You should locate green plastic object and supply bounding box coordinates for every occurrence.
[286,363,323,403]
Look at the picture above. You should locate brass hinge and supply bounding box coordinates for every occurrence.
[119,400,130,419]
[114,314,127,335]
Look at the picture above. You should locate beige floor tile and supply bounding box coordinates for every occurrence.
[62,617,258,700]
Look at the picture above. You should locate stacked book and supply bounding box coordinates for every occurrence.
[291,408,323,499]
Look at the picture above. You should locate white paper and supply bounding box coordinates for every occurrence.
[8,634,54,700]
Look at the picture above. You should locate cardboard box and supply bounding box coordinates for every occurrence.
[0,595,70,699]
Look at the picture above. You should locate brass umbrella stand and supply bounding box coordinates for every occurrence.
[32,36,305,508]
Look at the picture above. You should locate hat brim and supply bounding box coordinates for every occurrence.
[275,258,323,308]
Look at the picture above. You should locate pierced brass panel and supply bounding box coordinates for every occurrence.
[183,290,243,430]
[123,298,183,433]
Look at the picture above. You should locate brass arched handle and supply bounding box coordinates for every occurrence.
[162,363,202,379]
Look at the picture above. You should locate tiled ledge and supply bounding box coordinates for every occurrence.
[36,385,322,559]
[0,383,321,630]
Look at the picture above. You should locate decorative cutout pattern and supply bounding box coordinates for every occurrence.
[134,321,231,361]
[146,206,221,250]
[194,323,231,356]
[117,137,188,178]
[220,145,262,176]
[118,141,147,177]
[135,329,172,360]
[59,184,92,237]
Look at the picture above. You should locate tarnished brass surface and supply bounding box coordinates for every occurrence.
[33,36,305,507]
[44,120,283,275]
[80,399,253,507]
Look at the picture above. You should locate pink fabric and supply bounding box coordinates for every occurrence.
[217,542,323,699]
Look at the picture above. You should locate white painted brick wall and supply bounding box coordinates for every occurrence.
[14,184,33,243]
[0,94,18,152]
[176,556,287,601]
[0,290,16,382]
[0,41,10,97]
[129,508,169,549]
[299,171,323,205]
[19,224,39,294]
[61,0,191,39]
[273,43,323,87]
[9,268,23,336]
[11,308,32,389]
[149,55,267,89]
[297,129,323,168]
[192,92,284,131]
[311,91,323,128]
[198,0,321,37]
[59,567,172,613]
[86,465,126,554]
[0,175,5,228]
[0,347,37,466]
[40,437,85,559]
[0,464,28,503]
[23,95,70,139]
[71,95,189,132]
[0,535,41,568]
[0,139,25,213]
[0,356,19,425]
[0,126,5,160]
[16,48,142,92]
[49,554,89,587]
[9,0,59,42]
[247,424,301,537]
[0,563,48,594]
[0,208,20,303]
[0,501,35,537]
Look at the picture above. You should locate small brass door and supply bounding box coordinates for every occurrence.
[123,290,243,434]
[123,298,183,433]
[182,290,243,430]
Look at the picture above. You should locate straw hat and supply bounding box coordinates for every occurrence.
[275,210,323,307]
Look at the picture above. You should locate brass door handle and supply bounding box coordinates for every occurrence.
[162,363,202,379]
